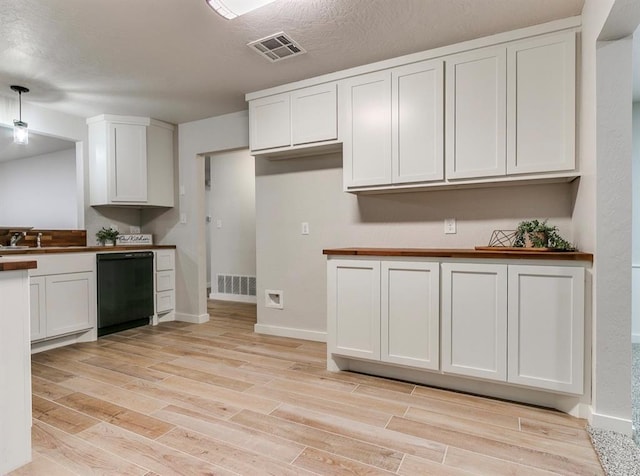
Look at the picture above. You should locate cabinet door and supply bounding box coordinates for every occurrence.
[381,261,439,370]
[508,265,584,394]
[340,71,392,188]
[291,83,337,145]
[327,260,381,360]
[507,32,575,175]
[45,272,95,337]
[441,263,507,381]
[249,93,291,151]
[110,123,147,202]
[446,47,506,179]
[392,60,444,184]
[29,276,46,341]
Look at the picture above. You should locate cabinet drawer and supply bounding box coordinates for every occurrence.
[156,251,175,271]
[156,290,174,313]
[156,270,174,292]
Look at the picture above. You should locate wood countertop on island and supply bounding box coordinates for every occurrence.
[323,247,593,263]
[0,260,37,271]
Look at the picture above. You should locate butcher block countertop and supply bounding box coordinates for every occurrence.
[0,260,37,271]
[323,247,594,263]
[0,245,176,255]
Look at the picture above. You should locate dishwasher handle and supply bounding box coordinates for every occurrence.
[97,251,155,261]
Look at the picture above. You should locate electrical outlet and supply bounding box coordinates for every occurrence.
[180,213,187,224]
[301,222,310,235]
[216,219,222,229]
[444,218,457,234]
[129,226,141,234]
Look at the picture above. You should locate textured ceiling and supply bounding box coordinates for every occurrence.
[0,0,585,125]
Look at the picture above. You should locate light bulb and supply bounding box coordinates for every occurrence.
[13,120,28,145]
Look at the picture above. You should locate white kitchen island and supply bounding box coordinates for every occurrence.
[0,259,36,474]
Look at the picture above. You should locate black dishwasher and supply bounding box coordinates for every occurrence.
[97,252,154,337]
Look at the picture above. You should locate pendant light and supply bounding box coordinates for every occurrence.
[205,0,276,19]
[11,85,29,145]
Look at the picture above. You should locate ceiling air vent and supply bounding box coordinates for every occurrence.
[247,32,306,62]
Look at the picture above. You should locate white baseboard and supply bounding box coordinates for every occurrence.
[31,327,96,354]
[254,323,326,343]
[209,292,257,304]
[175,312,210,324]
[588,408,634,436]
[632,333,640,344]
[347,358,586,418]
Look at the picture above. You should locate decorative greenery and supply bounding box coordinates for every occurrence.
[96,226,119,244]
[513,219,575,250]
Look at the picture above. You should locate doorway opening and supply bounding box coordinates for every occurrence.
[205,149,257,304]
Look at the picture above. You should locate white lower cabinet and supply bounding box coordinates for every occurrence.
[328,259,381,360]
[328,259,439,368]
[327,257,586,396]
[441,263,508,381]
[28,255,96,343]
[154,250,176,318]
[381,261,439,370]
[507,265,584,394]
[45,272,94,337]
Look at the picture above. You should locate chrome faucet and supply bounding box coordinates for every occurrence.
[36,232,42,248]
[10,232,26,246]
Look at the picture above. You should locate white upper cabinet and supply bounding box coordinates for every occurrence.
[249,83,338,155]
[249,93,291,151]
[507,32,576,174]
[340,71,392,188]
[88,115,175,207]
[446,47,507,180]
[247,20,578,191]
[291,84,338,146]
[110,123,147,202]
[392,60,444,184]
[342,61,445,190]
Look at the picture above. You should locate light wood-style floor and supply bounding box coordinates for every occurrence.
[11,301,604,475]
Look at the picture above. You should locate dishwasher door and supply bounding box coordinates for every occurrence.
[97,251,154,336]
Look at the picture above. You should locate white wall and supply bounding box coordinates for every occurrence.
[0,149,77,228]
[143,110,249,322]
[576,0,640,435]
[255,154,574,339]
[209,149,256,301]
[633,102,640,343]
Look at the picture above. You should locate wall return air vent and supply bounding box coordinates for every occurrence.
[247,32,306,62]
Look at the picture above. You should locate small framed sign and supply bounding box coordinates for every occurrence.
[116,234,153,246]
